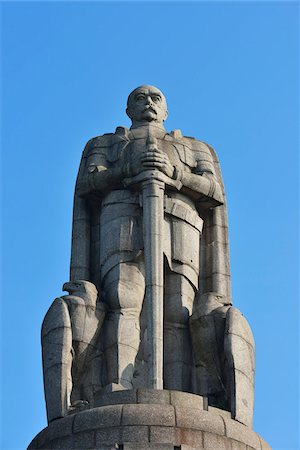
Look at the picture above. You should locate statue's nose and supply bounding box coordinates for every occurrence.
[145,96,153,105]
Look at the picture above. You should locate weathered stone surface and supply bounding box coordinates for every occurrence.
[231,439,247,450]
[223,417,261,449]
[96,445,120,450]
[208,405,231,419]
[170,390,204,410]
[150,426,177,444]
[190,297,255,427]
[28,399,270,449]
[123,445,173,450]
[225,307,255,427]
[95,389,137,407]
[73,405,123,432]
[180,446,203,450]
[42,281,106,422]
[122,404,175,427]
[138,388,170,405]
[96,426,149,445]
[95,427,123,445]
[122,426,149,443]
[36,414,74,447]
[175,407,225,435]
[176,428,204,447]
[68,430,95,449]
[45,436,74,449]
[203,431,227,449]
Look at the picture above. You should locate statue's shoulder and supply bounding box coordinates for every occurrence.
[83,127,129,156]
[84,133,114,153]
[168,130,217,158]
[183,136,214,154]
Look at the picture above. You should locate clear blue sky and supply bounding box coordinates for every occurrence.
[1,1,299,449]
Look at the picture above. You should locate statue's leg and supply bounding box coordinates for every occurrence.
[163,269,195,391]
[102,261,145,389]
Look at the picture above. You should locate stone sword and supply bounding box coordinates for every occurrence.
[124,128,181,389]
[142,130,165,389]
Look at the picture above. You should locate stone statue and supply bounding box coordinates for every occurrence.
[42,280,106,422]
[41,85,255,429]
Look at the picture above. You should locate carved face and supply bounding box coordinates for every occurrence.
[126,85,168,124]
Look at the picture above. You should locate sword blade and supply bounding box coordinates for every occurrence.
[142,176,164,390]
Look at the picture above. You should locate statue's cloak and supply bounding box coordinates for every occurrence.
[198,144,231,302]
[70,131,231,303]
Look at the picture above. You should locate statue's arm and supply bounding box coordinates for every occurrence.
[78,142,124,197]
[79,140,156,196]
[179,170,223,207]
[87,164,124,194]
[175,141,223,207]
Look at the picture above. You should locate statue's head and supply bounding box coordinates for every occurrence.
[126,85,168,126]
[63,280,98,298]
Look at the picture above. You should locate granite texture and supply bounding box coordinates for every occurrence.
[28,391,271,449]
[31,86,272,450]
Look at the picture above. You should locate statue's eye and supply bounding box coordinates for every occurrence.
[136,95,145,101]
[152,96,161,103]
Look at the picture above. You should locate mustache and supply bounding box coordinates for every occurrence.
[143,106,157,114]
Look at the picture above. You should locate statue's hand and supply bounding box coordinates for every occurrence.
[140,148,174,179]
[122,146,174,179]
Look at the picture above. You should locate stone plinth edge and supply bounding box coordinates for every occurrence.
[28,390,271,450]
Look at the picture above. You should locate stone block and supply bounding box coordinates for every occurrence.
[137,388,170,405]
[223,418,261,449]
[69,431,95,449]
[122,425,149,443]
[203,431,227,449]
[37,416,74,447]
[47,436,74,449]
[95,389,137,407]
[39,432,95,450]
[150,426,177,444]
[180,446,203,450]
[96,425,149,446]
[123,445,173,450]
[175,407,225,436]
[176,428,203,447]
[170,391,204,410]
[96,427,123,444]
[207,406,231,419]
[96,446,120,450]
[73,405,123,433]
[230,439,247,450]
[122,404,175,427]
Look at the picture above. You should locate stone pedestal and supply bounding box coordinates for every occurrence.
[28,390,271,450]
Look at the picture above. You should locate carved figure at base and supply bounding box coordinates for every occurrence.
[42,280,106,422]
[190,292,255,427]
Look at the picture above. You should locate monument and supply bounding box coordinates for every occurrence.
[28,86,271,449]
